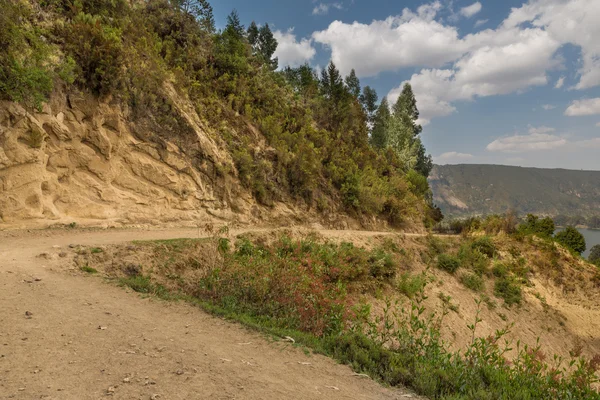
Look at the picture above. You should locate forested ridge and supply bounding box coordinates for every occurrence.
[0,0,441,227]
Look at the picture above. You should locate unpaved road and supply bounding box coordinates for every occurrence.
[0,228,420,400]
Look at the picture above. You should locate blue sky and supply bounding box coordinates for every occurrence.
[211,1,600,171]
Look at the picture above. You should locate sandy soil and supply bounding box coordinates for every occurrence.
[0,227,421,400]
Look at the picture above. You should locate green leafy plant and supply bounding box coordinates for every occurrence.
[437,253,460,274]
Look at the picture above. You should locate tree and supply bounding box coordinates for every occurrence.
[393,83,422,137]
[413,139,433,177]
[344,69,360,98]
[589,244,600,265]
[247,21,259,46]
[370,97,390,149]
[174,0,215,32]
[555,226,586,255]
[226,10,245,38]
[360,86,378,127]
[320,61,345,103]
[520,214,555,237]
[257,24,278,70]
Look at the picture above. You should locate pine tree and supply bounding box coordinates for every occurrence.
[321,61,344,102]
[173,0,215,32]
[247,21,259,46]
[257,24,278,70]
[345,69,361,98]
[370,97,390,149]
[393,83,422,136]
[226,10,245,38]
[360,86,378,127]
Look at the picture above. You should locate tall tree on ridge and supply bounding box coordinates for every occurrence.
[226,9,245,38]
[370,97,390,149]
[247,21,259,46]
[345,69,361,98]
[257,24,278,70]
[360,86,378,127]
[173,0,215,32]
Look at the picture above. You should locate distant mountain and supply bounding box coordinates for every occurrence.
[429,164,600,218]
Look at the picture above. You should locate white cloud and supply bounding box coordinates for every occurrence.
[596,122,600,127]
[273,29,316,68]
[436,152,475,164]
[312,2,343,16]
[503,0,600,90]
[564,98,600,116]
[474,19,488,28]
[312,1,468,76]
[460,2,482,18]
[388,27,560,124]
[541,104,556,110]
[310,0,600,124]
[487,127,568,153]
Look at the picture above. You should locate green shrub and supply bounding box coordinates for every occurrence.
[494,276,522,306]
[471,236,496,258]
[460,272,484,292]
[555,226,586,255]
[62,12,124,95]
[590,245,600,266]
[437,254,460,274]
[458,243,490,276]
[397,272,427,298]
[0,1,54,110]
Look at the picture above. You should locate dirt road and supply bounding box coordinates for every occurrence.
[0,228,419,400]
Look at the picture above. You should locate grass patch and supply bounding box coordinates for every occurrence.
[80,265,98,274]
[119,275,175,301]
[90,247,103,254]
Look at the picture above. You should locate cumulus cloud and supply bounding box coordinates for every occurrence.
[541,104,556,110]
[309,0,600,124]
[312,2,343,16]
[460,2,482,18]
[387,27,560,124]
[564,98,600,116]
[312,1,467,76]
[503,0,600,90]
[273,29,316,68]
[486,127,568,153]
[436,152,475,164]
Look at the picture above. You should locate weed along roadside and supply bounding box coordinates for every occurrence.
[75,230,600,399]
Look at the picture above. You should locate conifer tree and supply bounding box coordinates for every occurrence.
[360,86,378,126]
[345,69,361,98]
[247,21,259,46]
[226,10,245,38]
[370,97,390,149]
[257,24,278,70]
[175,0,215,32]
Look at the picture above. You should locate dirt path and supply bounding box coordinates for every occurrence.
[0,228,421,400]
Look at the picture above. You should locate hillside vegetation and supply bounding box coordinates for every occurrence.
[76,223,600,399]
[430,164,600,219]
[0,0,439,229]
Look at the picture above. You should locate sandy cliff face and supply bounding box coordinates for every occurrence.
[0,90,251,228]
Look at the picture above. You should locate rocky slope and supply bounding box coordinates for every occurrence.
[0,90,353,230]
